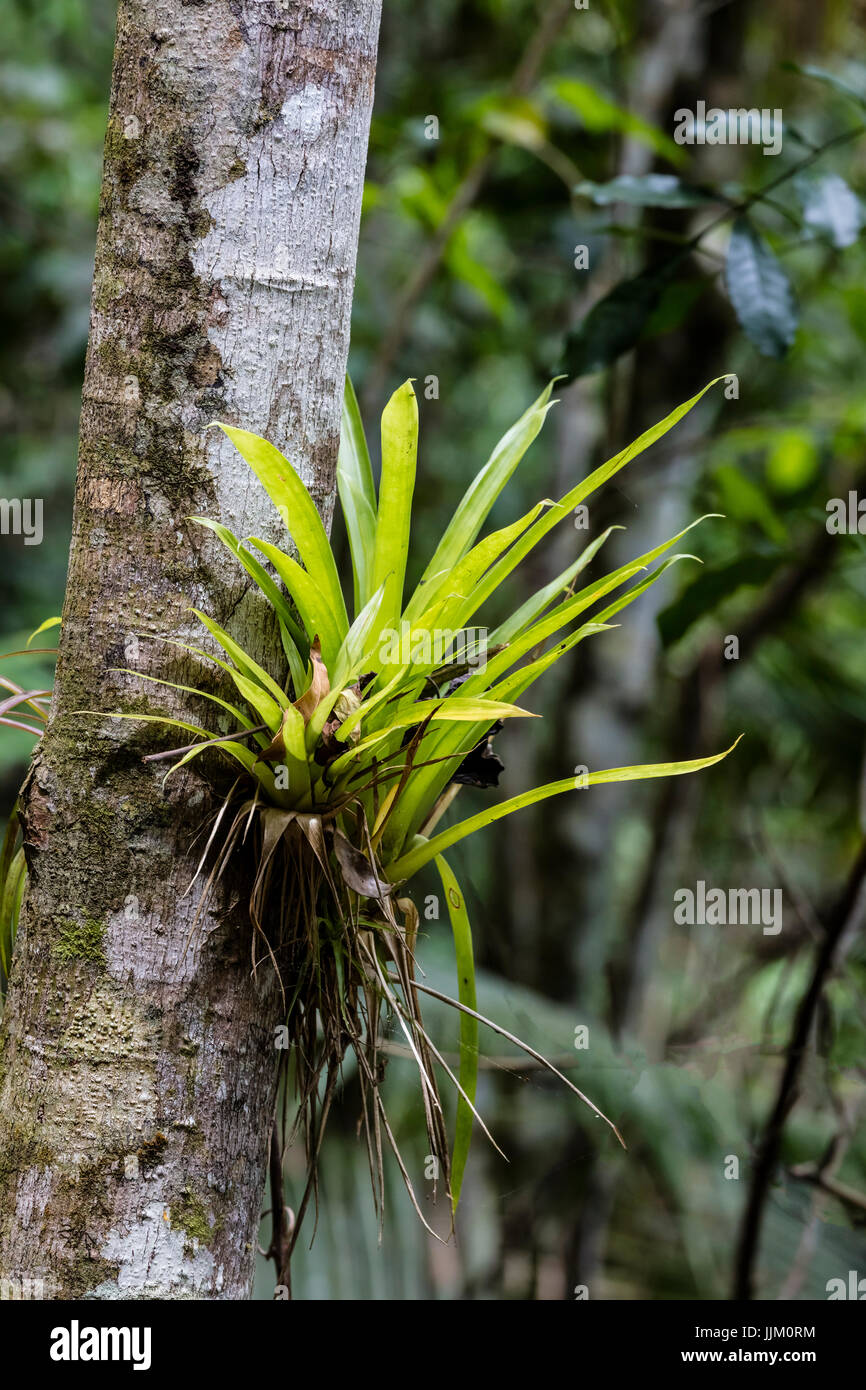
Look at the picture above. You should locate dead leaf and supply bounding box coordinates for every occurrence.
[316,683,362,765]
[294,636,330,724]
[332,830,392,900]
[256,711,289,764]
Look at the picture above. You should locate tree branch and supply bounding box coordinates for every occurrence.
[732,838,866,1299]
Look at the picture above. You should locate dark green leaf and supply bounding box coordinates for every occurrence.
[725,218,797,357]
[561,258,683,378]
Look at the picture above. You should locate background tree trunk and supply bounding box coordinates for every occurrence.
[0,0,381,1300]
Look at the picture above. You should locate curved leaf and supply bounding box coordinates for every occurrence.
[338,375,378,614]
[386,740,742,881]
[215,422,348,636]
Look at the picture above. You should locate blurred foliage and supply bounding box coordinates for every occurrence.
[2,0,866,1300]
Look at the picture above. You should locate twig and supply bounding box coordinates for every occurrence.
[142,724,267,762]
[732,838,866,1300]
[265,1117,294,1299]
[688,124,866,254]
[788,1163,866,1215]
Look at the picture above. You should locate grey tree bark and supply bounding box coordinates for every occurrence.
[0,0,381,1299]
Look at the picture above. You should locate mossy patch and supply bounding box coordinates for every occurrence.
[102,117,148,191]
[52,918,106,967]
[170,1187,214,1250]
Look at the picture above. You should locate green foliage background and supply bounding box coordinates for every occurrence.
[2,0,865,1299]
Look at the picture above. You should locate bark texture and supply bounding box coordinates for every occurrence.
[0,0,381,1299]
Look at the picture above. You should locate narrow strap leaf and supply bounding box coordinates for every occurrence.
[386,739,742,881]
[338,375,378,613]
[370,380,418,642]
[435,855,478,1212]
[461,378,726,622]
[248,539,344,672]
[415,381,557,589]
[26,616,61,648]
[190,516,307,653]
[192,608,289,709]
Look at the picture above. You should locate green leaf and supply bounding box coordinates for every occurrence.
[468,513,717,677]
[370,380,418,640]
[488,620,614,705]
[26,616,61,648]
[561,258,685,379]
[725,218,797,357]
[164,736,290,803]
[279,620,310,702]
[191,609,289,710]
[765,429,818,494]
[479,95,548,152]
[230,672,284,733]
[386,740,742,882]
[491,526,620,645]
[384,389,725,850]
[326,696,536,777]
[435,855,478,1213]
[782,62,866,110]
[331,661,412,745]
[489,559,696,707]
[413,503,546,635]
[266,702,312,803]
[190,516,307,652]
[0,847,26,980]
[480,381,723,612]
[99,707,288,803]
[247,540,344,672]
[338,376,378,614]
[575,175,711,208]
[0,809,22,979]
[330,581,387,691]
[548,78,684,163]
[446,220,513,321]
[115,668,265,739]
[713,463,787,544]
[215,423,348,637]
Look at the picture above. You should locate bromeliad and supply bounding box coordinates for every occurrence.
[103,375,737,1237]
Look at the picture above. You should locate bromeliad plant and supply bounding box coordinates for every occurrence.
[117,376,735,1237]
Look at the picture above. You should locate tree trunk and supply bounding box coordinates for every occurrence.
[0,0,381,1300]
